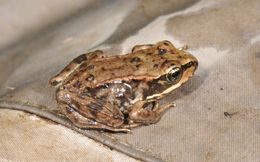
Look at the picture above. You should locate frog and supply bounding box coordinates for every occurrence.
[49,40,198,132]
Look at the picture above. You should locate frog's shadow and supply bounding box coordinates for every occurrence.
[162,69,207,103]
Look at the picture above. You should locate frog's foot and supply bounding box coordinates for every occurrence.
[178,45,188,51]
[49,50,104,87]
[128,101,176,124]
[59,103,130,133]
[132,44,154,53]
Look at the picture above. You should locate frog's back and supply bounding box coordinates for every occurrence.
[65,47,187,90]
[78,51,166,86]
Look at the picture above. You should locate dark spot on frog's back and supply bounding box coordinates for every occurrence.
[73,73,79,78]
[176,55,182,59]
[86,65,95,70]
[130,57,141,63]
[136,64,141,68]
[79,69,86,73]
[162,59,170,66]
[153,64,159,68]
[73,54,87,64]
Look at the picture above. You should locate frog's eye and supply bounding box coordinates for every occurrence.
[166,67,182,83]
[157,41,175,55]
[158,48,168,55]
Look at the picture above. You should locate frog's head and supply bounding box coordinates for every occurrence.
[146,40,198,100]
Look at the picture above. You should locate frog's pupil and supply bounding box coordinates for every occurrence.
[167,67,182,82]
[171,70,180,80]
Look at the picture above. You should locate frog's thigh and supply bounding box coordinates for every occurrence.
[49,50,104,86]
[132,44,154,53]
[59,103,130,132]
[129,101,175,124]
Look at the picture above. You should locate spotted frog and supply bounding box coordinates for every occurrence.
[50,40,198,132]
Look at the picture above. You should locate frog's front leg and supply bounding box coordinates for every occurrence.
[50,50,104,86]
[128,100,175,124]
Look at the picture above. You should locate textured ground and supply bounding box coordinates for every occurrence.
[0,0,259,162]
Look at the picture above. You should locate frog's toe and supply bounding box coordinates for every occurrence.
[171,102,177,107]
[178,45,189,51]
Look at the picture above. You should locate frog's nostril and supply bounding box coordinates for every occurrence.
[186,62,193,68]
[182,61,198,71]
[183,62,192,69]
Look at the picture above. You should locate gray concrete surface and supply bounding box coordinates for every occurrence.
[0,0,259,162]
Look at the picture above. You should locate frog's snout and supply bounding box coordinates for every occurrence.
[191,60,198,71]
[187,53,198,71]
[182,54,198,71]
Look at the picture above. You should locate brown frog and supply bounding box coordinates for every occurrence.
[49,40,198,132]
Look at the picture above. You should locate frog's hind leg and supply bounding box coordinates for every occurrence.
[128,101,175,124]
[49,50,104,87]
[59,103,130,133]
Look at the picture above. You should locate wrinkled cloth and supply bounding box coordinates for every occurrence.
[0,0,259,161]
